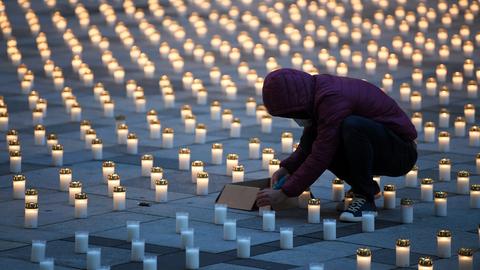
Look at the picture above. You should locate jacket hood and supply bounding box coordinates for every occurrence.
[262,68,315,119]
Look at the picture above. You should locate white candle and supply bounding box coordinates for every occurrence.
[102,161,115,184]
[131,239,145,262]
[126,133,138,155]
[90,138,102,160]
[434,192,447,217]
[323,219,336,240]
[9,151,21,173]
[280,132,294,154]
[230,119,241,137]
[423,122,435,143]
[457,171,470,194]
[308,199,321,223]
[194,124,206,144]
[418,257,433,270]
[69,181,82,205]
[70,104,82,122]
[141,155,153,177]
[439,87,450,105]
[437,230,452,258]
[362,211,375,232]
[420,178,434,202]
[404,166,418,187]
[262,148,274,170]
[245,98,256,116]
[438,132,450,152]
[383,185,396,209]
[438,158,451,181]
[143,256,157,270]
[31,240,46,262]
[396,239,410,267]
[226,154,239,176]
[86,248,101,270]
[221,110,233,129]
[279,227,293,249]
[25,202,39,229]
[214,204,227,225]
[261,115,272,133]
[162,128,174,148]
[356,248,372,270]
[151,167,163,189]
[410,91,422,110]
[176,212,189,234]
[74,192,88,218]
[455,117,466,137]
[117,124,128,145]
[148,120,161,139]
[237,236,250,258]
[181,228,194,249]
[75,231,89,253]
[25,188,38,204]
[184,115,196,134]
[400,198,414,224]
[223,219,237,241]
[399,83,411,102]
[84,129,96,149]
[262,210,275,231]
[155,179,168,202]
[39,258,54,270]
[178,148,191,171]
[467,81,478,99]
[411,113,423,132]
[471,185,480,209]
[185,247,199,269]
[12,174,26,199]
[210,101,221,120]
[211,143,223,165]
[249,138,260,159]
[80,121,91,140]
[113,186,126,211]
[188,160,203,183]
[464,104,476,124]
[196,172,209,196]
[268,159,280,178]
[127,221,140,242]
[232,165,244,183]
[458,248,473,270]
[469,126,480,146]
[438,109,450,128]
[51,144,63,166]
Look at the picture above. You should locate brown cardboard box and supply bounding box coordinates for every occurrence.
[215,179,311,211]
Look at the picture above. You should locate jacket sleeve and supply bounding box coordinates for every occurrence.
[281,93,352,197]
[279,126,315,174]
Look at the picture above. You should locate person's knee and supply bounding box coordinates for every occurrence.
[341,115,366,136]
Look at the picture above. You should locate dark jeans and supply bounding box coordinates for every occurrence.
[328,115,418,202]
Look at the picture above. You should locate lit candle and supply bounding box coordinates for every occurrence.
[226,154,239,176]
[221,109,233,129]
[91,138,102,160]
[262,148,274,170]
[126,133,138,155]
[262,210,275,231]
[256,105,267,124]
[439,86,450,105]
[127,221,140,242]
[455,117,466,137]
[194,124,206,144]
[458,248,473,270]
[230,118,241,137]
[418,256,433,270]
[25,188,38,204]
[117,124,128,145]
[139,155,153,177]
[178,148,191,171]
[280,132,294,154]
[411,112,423,132]
[9,150,21,173]
[34,125,46,145]
[8,139,20,152]
[74,192,88,218]
[438,109,450,128]
[86,248,101,270]
[214,204,227,225]
[184,115,196,134]
[181,228,194,249]
[362,211,375,232]
[323,219,336,240]
[434,191,448,217]
[280,227,293,249]
[438,158,451,181]
[196,172,209,195]
[163,91,175,108]
[79,120,91,140]
[237,236,250,258]
[356,248,372,270]
[12,174,26,199]
[210,101,221,120]
[249,138,260,159]
[457,171,470,194]
[223,219,237,241]
[113,186,126,211]
[404,165,418,187]
[6,129,19,146]
[131,239,145,262]
[185,247,199,269]
[438,131,450,152]
[32,108,44,125]
[420,178,434,202]
[68,181,82,205]
[471,185,480,209]
[51,144,63,166]
[211,143,223,165]
[31,240,46,262]
[469,126,480,146]
[75,231,89,253]
[307,198,321,223]
[231,165,245,183]
[261,115,272,133]
[191,161,204,183]
[464,104,475,124]
[400,198,414,224]
[396,239,410,267]
[425,78,437,96]
[467,81,478,99]
[268,159,280,178]
[102,161,115,184]
[477,154,480,175]
[107,173,120,197]
[383,185,396,209]
[437,230,452,258]
[176,212,189,234]
[148,120,161,139]
[84,129,96,149]
[245,97,256,116]
[24,202,39,229]
[423,122,435,143]
[162,128,174,148]
[410,91,422,110]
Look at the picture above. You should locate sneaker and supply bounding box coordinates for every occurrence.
[339,195,377,222]
[336,190,381,212]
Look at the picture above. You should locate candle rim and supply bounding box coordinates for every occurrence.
[458,247,473,256]
[434,191,447,198]
[418,256,433,266]
[75,192,88,199]
[437,229,452,237]
[356,247,371,257]
[25,202,38,209]
[396,238,410,247]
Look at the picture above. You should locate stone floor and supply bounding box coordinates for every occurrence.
[0,0,479,269]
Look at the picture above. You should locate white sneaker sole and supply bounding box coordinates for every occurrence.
[339,211,378,223]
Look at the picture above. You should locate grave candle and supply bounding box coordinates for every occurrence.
[32,108,44,125]
[418,257,433,270]
[25,189,38,204]
[126,133,138,155]
[9,150,21,173]
[140,155,153,177]
[434,192,448,217]
[131,239,145,262]
[323,219,336,240]
[423,122,436,143]
[438,131,450,152]
[399,83,411,102]
[256,105,267,124]
[113,186,126,211]
[176,212,189,234]
[232,165,244,183]
[84,129,96,149]
[471,185,480,209]
[149,120,161,139]
[178,148,191,171]
[437,230,452,258]
[47,135,58,151]
[6,129,19,146]
[226,154,239,176]
[237,236,250,258]
[438,109,450,128]
[467,81,478,99]
[411,112,423,132]
[31,240,46,262]
[210,101,221,120]
[117,124,128,145]
[143,256,157,270]
[452,72,464,90]
[163,91,175,108]
[230,118,241,137]
[24,202,39,228]
[75,231,89,253]
[70,104,82,122]
[103,101,114,118]
[400,198,414,224]
[426,78,437,96]
[191,161,204,183]
[439,86,450,105]
[184,115,196,134]
[34,125,46,145]
[280,227,293,249]
[127,221,140,242]
[438,158,451,181]
[262,210,275,231]
[356,248,372,270]
[477,154,480,174]
[107,174,120,197]
[214,204,227,225]
[154,179,168,202]
[331,178,345,201]
[249,138,261,159]
[12,174,26,199]
[457,171,470,194]
[308,198,321,223]
[223,219,237,241]
[211,143,223,165]
[261,115,272,133]
[464,104,475,123]
[197,89,207,105]
[281,132,293,154]
[196,172,209,195]
[458,248,473,270]
[91,138,103,160]
[80,120,91,140]
[0,112,8,131]
[181,228,194,249]
[194,124,206,144]
[51,144,63,166]
[382,74,393,92]
[268,159,280,178]
[405,165,418,187]
[162,128,174,148]
[455,117,466,137]
[185,247,199,269]
[221,109,233,129]
[421,178,434,202]
[396,239,410,267]
[74,192,88,218]
[8,139,20,152]
[383,185,396,209]
[246,97,256,116]
[262,148,274,170]
[86,248,101,270]
[102,161,115,184]
[362,211,375,232]
[469,126,480,146]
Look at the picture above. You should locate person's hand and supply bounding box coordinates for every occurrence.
[256,188,288,207]
[270,167,289,187]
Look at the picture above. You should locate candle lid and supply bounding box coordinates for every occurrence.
[12,174,25,181]
[332,178,344,184]
[246,97,256,103]
[477,153,480,159]
[424,121,435,128]
[222,109,232,115]
[33,108,43,113]
[249,137,260,143]
[434,191,447,198]
[308,198,320,205]
[212,143,223,149]
[80,120,91,126]
[438,158,451,165]
[25,202,38,209]
[47,133,57,140]
[227,153,238,160]
[458,248,473,256]
[92,138,102,144]
[103,161,115,167]
[75,192,88,199]
[113,186,126,192]
[117,124,128,130]
[34,124,45,130]
[232,165,244,171]
[396,238,410,247]
[356,248,371,257]
[108,173,120,180]
[7,129,18,135]
[418,257,433,266]
[163,127,174,133]
[470,126,480,132]
[197,171,208,178]
[25,188,38,196]
[211,100,221,106]
[383,184,396,191]
[185,114,196,120]
[400,198,414,205]
[281,132,293,138]
[262,115,272,119]
[155,179,168,185]
[455,116,465,122]
[86,129,96,135]
[70,181,82,188]
[59,168,72,174]
[149,119,160,125]
[127,133,137,139]
[412,112,422,118]
[147,109,157,116]
[471,184,480,191]
[196,123,206,129]
[151,166,163,173]
[439,108,449,114]
[231,118,241,124]
[8,139,19,145]
[52,144,63,151]
[142,154,153,160]
[438,131,449,137]
[457,171,470,177]
[269,159,280,165]
[464,103,475,110]
[9,150,21,156]
[179,148,190,154]
[437,229,452,237]
[262,148,274,154]
[181,104,191,111]
[421,178,433,185]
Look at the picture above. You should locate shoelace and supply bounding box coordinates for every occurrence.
[347,198,366,212]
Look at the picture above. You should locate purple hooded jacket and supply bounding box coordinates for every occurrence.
[262,69,417,197]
